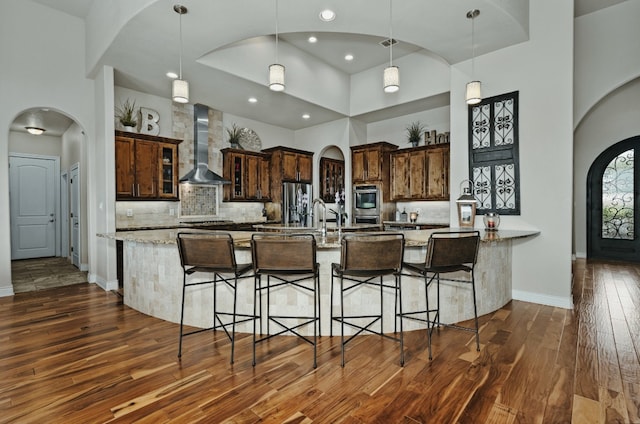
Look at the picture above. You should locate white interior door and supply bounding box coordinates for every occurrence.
[9,155,57,259]
[70,163,81,268]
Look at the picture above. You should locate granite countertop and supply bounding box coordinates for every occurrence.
[98,228,540,249]
[115,219,278,231]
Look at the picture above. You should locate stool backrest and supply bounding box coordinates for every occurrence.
[176,232,236,269]
[251,233,317,274]
[338,233,404,274]
[425,231,480,269]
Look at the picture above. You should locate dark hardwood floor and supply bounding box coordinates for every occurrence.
[0,259,638,423]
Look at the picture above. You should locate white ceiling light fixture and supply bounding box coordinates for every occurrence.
[383,0,399,93]
[269,0,285,92]
[466,9,482,105]
[26,112,45,135]
[248,97,258,103]
[166,71,178,79]
[344,54,354,61]
[319,9,336,22]
[308,36,318,43]
[172,4,189,104]
[302,113,310,119]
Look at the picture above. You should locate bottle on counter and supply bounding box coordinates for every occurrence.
[400,208,407,222]
[395,209,401,221]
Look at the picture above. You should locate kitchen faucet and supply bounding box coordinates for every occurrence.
[312,198,327,237]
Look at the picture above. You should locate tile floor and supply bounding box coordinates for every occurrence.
[11,257,88,293]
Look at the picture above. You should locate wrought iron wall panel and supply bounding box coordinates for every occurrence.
[468,91,520,215]
[601,149,634,240]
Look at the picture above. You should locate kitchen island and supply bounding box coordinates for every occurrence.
[98,228,539,336]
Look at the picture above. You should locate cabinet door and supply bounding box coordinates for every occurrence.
[158,143,178,199]
[245,154,261,200]
[115,137,135,198]
[365,149,382,181]
[297,154,313,182]
[230,152,245,200]
[282,151,299,181]
[426,147,448,199]
[352,150,366,182]
[391,152,410,200]
[134,140,158,198]
[259,156,271,200]
[409,151,426,198]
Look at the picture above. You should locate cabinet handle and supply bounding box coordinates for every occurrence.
[132,184,135,196]
[137,184,140,197]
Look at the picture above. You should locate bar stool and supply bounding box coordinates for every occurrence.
[251,233,320,368]
[176,232,255,364]
[330,232,405,367]
[400,230,481,360]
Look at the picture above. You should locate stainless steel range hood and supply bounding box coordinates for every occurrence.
[179,103,230,185]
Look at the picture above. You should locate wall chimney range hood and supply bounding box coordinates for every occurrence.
[179,103,230,185]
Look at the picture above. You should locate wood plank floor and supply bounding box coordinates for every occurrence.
[0,259,638,423]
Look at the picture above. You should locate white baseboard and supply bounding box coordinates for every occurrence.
[512,289,573,309]
[0,286,15,297]
[90,273,119,291]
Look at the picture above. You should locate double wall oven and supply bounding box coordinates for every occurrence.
[353,185,381,224]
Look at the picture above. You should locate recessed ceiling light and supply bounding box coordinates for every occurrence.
[166,71,178,79]
[302,114,310,119]
[319,9,336,22]
[344,54,354,61]
[308,36,318,43]
[248,97,258,103]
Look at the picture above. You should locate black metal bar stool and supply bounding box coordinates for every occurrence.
[330,232,405,367]
[251,233,320,368]
[176,231,256,363]
[400,230,481,360]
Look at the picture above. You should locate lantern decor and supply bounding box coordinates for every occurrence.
[456,179,478,228]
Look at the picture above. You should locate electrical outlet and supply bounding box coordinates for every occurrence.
[169,208,175,216]
[126,209,133,217]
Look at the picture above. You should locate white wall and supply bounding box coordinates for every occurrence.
[574,1,640,127]
[574,77,640,257]
[223,113,294,151]
[9,132,62,156]
[0,1,95,296]
[450,0,574,308]
[367,106,450,147]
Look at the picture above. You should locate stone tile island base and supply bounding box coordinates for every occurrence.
[103,229,538,337]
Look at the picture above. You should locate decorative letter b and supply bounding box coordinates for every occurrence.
[140,107,160,135]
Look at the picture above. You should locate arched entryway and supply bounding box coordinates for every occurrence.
[587,136,639,262]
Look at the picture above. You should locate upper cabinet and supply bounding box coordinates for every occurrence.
[350,142,398,184]
[390,144,450,201]
[263,146,314,183]
[115,131,181,200]
[319,157,345,203]
[222,148,271,201]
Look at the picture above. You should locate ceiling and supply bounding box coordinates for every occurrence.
[13,0,627,136]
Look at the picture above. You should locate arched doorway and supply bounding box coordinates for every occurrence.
[8,107,87,292]
[587,136,639,262]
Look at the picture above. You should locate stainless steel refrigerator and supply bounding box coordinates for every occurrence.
[282,182,312,226]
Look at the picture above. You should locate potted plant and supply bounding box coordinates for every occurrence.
[406,121,426,147]
[226,123,243,149]
[116,98,138,131]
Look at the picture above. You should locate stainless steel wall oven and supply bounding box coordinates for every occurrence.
[353,185,380,224]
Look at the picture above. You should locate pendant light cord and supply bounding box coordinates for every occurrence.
[179,9,183,79]
[275,0,279,63]
[471,13,475,79]
[389,0,393,66]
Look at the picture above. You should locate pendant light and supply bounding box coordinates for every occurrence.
[269,0,285,91]
[465,9,481,105]
[172,5,189,103]
[383,0,399,93]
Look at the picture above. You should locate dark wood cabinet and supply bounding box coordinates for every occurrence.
[390,144,449,201]
[115,131,181,200]
[274,149,313,182]
[222,148,271,201]
[319,157,345,202]
[263,146,314,221]
[350,142,397,185]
